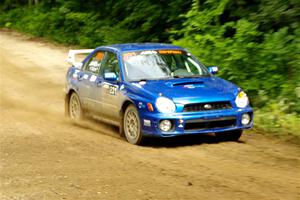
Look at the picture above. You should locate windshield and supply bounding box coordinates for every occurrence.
[122,50,210,81]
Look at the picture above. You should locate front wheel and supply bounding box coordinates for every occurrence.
[215,130,243,142]
[123,105,144,145]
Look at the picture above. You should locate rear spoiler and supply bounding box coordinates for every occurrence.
[66,49,94,68]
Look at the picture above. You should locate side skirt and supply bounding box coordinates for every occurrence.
[90,114,120,127]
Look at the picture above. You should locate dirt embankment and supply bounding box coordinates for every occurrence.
[0,30,299,200]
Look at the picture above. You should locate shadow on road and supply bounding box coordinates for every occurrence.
[71,118,246,148]
[143,134,245,148]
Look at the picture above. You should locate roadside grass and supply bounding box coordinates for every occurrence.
[254,106,300,144]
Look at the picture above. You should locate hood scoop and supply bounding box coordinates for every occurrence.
[172,81,204,87]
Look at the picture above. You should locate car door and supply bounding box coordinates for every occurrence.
[74,68,90,110]
[92,51,121,122]
[80,50,104,112]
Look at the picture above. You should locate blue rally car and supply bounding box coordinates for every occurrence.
[65,43,253,145]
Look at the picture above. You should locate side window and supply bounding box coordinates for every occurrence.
[83,51,105,74]
[99,51,120,78]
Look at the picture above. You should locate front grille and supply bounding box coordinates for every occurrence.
[185,117,236,131]
[183,101,232,112]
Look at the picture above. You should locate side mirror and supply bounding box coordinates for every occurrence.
[208,66,219,75]
[104,72,118,82]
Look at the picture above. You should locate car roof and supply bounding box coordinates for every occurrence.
[95,43,185,53]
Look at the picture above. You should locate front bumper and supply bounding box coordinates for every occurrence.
[139,108,253,137]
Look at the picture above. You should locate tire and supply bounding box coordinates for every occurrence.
[123,105,144,145]
[68,92,84,120]
[215,130,243,142]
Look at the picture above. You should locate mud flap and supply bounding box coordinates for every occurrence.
[64,94,70,117]
[119,117,124,136]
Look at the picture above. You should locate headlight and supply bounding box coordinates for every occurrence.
[155,97,176,113]
[235,91,249,108]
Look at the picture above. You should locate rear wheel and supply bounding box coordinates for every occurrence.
[215,130,242,142]
[69,92,84,120]
[124,105,144,145]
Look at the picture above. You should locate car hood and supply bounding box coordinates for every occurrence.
[129,76,239,104]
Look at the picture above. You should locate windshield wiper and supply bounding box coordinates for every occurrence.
[132,78,159,82]
[135,78,149,82]
[172,74,210,78]
[172,75,184,78]
[134,77,173,81]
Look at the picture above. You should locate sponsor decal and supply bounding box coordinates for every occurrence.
[83,74,89,79]
[140,50,157,55]
[184,84,195,89]
[143,119,151,127]
[72,69,80,79]
[138,102,143,108]
[89,66,98,72]
[204,104,212,110]
[123,52,136,60]
[178,118,184,128]
[158,50,183,54]
[103,84,109,89]
[90,75,97,82]
[119,84,125,90]
[109,85,117,95]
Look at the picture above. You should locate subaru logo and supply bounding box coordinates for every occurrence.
[204,104,212,110]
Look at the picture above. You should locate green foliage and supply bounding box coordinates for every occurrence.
[0,0,191,44]
[172,0,300,113]
[255,103,300,142]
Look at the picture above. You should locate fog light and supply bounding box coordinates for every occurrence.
[159,120,172,132]
[241,113,251,125]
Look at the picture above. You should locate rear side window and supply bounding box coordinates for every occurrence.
[83,51,105,74]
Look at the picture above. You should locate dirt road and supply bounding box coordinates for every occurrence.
[0,30,299,200]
